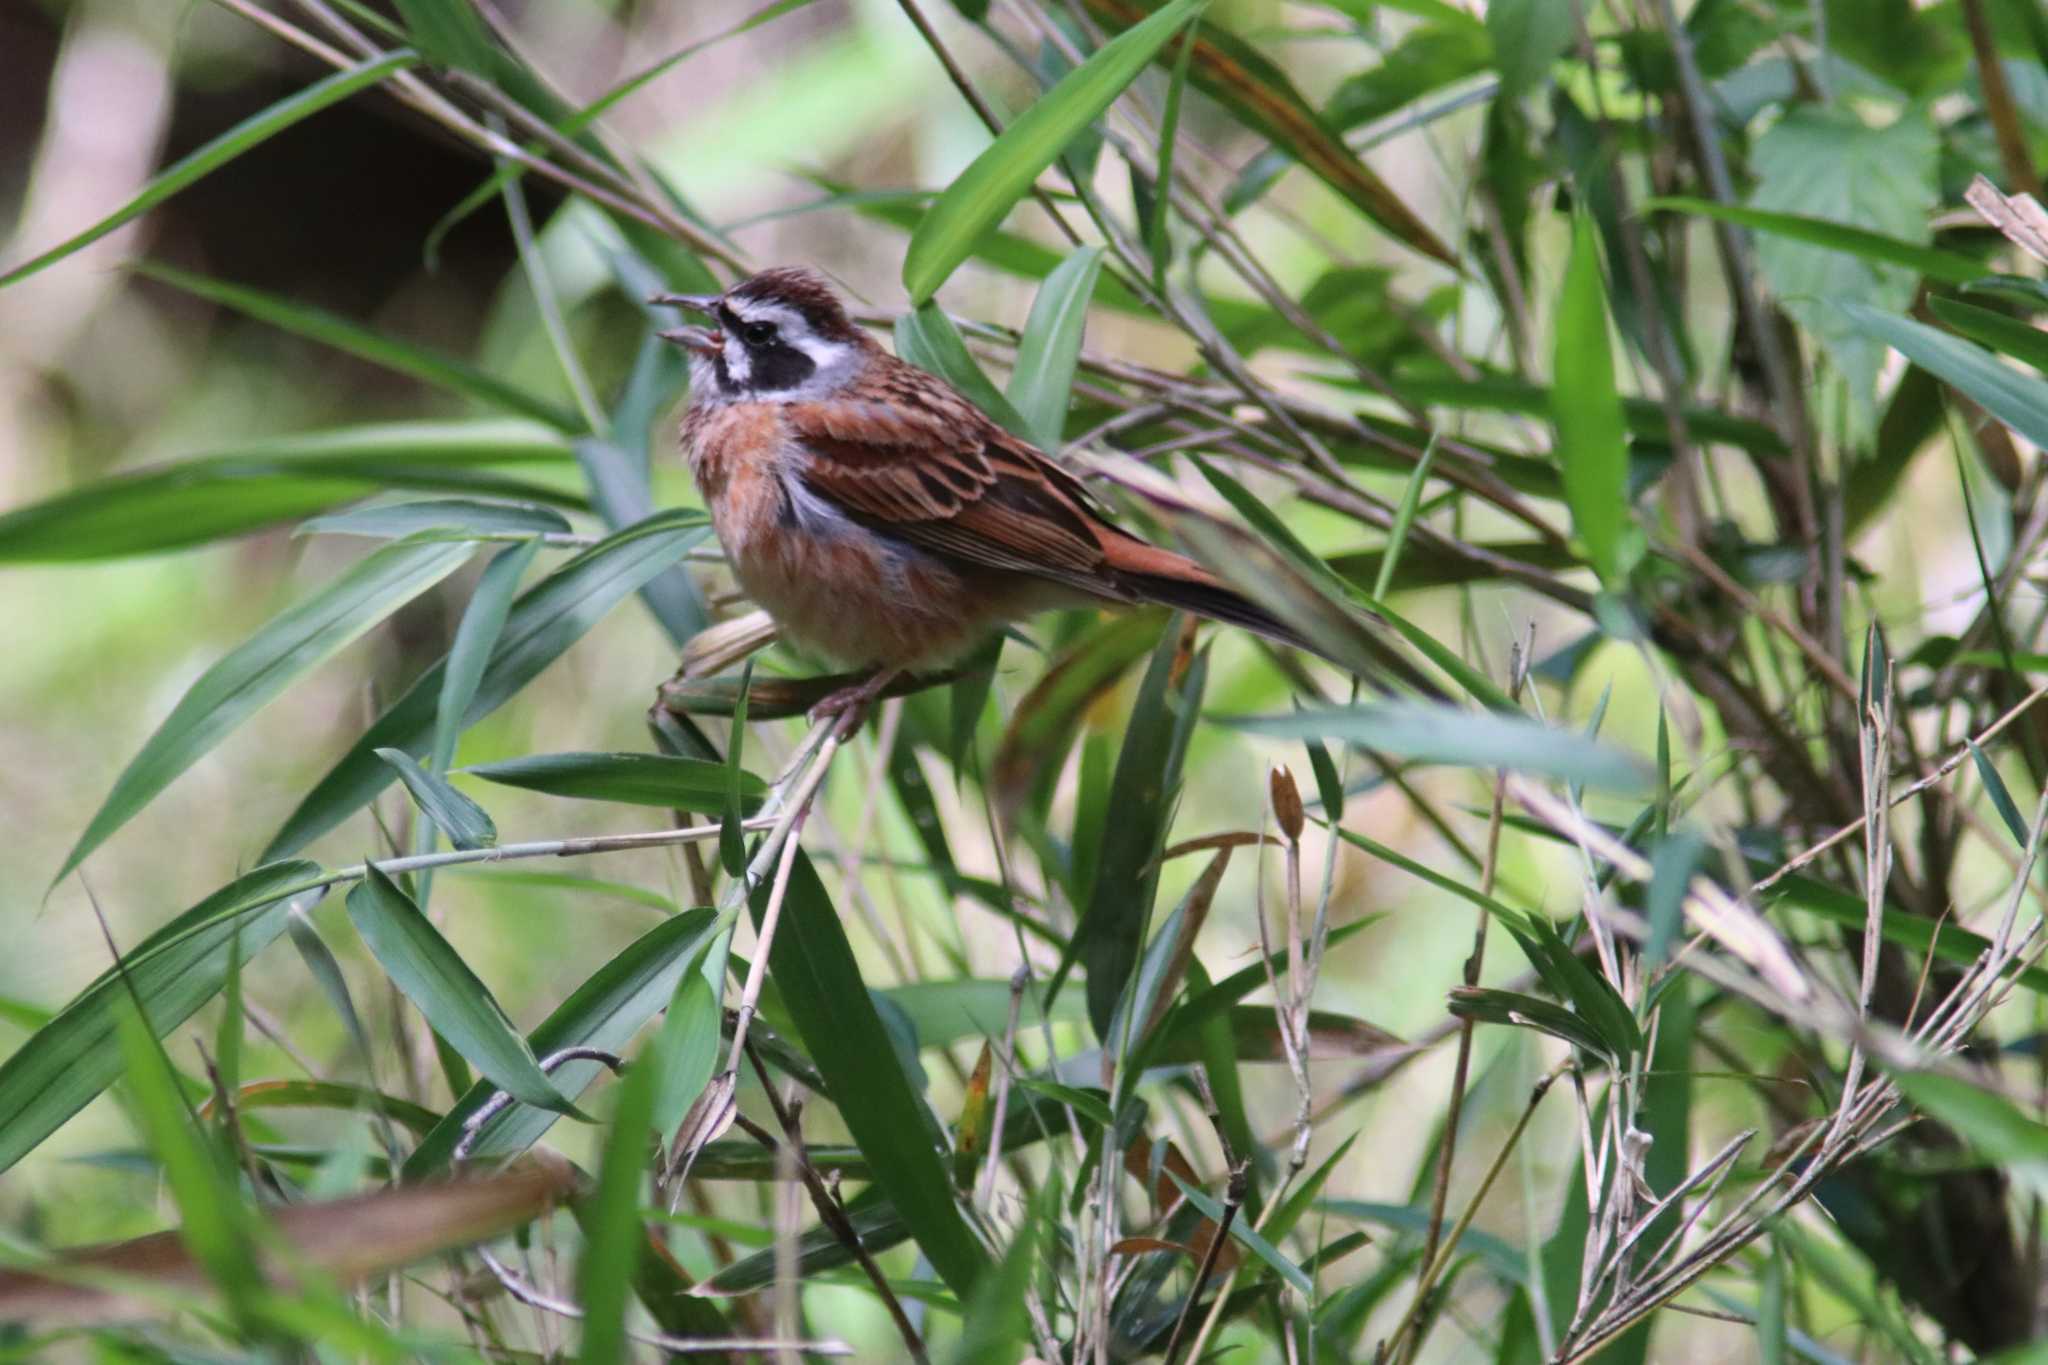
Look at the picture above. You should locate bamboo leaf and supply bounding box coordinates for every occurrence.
[1167,1171,1312,1295]
[1007,245,1104,451]
[405,910,721,1176]
[133,262,581,430]
[0,862,324,1176]
[758,849,991,1295]
[1840,301,2048,452]
[1064,629,1206,1038]
[433,539,542,776]
[894,302,1035,439]
[0,52,418,288]
[1218,702,1649,791]
[576,1032,663,1365]
[56,537,476,885]
[376,749,498,851]
[1553,214,1634,586]
[263,511,707,859]
[345,868,576,1115]
[1643,197,1985,286]
[301,499,571,541]
[115,1002,262,1324]
[1930,295,2048,374]
[1079,0,1457,265]
[1893,1069,2048,1196]
[0,421,581,562]
[902,0,1206,303]
[464,751,763,812]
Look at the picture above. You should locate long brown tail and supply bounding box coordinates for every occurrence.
[1102,536,1440,696]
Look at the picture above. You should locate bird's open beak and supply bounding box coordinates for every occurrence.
[651,292,725,356]
[658,325,724,356]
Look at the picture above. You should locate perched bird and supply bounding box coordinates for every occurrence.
[654,266,1325,725]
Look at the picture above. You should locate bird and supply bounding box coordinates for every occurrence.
[653,266,1336,729]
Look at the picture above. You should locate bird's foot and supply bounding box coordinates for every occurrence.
[807,668,903,739]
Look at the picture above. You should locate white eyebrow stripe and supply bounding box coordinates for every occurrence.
[726,299,806,331]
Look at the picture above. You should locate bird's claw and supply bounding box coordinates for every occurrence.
[806,669,901,739]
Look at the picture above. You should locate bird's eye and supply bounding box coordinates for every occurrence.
[741,320,777,345]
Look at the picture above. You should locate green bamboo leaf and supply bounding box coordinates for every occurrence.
[1839,301,2048,452]
[1448,987,1613,1058]
[404,910,720,1176]
[1969,740,2029,847]
[1217,702,1650,791]
[1262,1131,1358,1246]
[879,979,1090,1050]
[0,52,418,288]
[0,861,324,1176]
[1144,31,1194,286]
[947,1187,1041,1365]
[1893,1069,2048,1196]
[1063,629,1206,1038]
[134,262,581,430]
[572,435,710,648]
[577,1031,663,1365]
[902,0,1205,303]
[1007,245,1104,451]
[894,303,1035,439]
[299,499,570,542]
[1321,1200,1528,1286]
[1553,214,1634,586]
[263,511,707,859]
[392,0,498,72]
[992,611,1167,824]
[376,749,498,851]
[1167,1171,1312,1295]
[1930,295,2048,374]
[758,848,992,1295]
[1016,1078,1116,1128]
[216,1077,441,1134]
[1374,436,1439,601]
[55,537,476,886]
[651,969,725,1138]
[1486,0,1574,102]
[1644,197,1986,286]
[1078,0,1458,265]
[721,661,755,877]
[115,1001,262,1324]
[346,867,575,1114]
[433,539,542,776]
[0,421,580,562]
[464,751,764,812]
[1390,375,1786,456]
[1645,829,1707,969]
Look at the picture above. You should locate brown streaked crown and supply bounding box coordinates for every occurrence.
[727,266,864,343]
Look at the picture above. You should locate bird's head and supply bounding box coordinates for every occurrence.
[655,266,870,403]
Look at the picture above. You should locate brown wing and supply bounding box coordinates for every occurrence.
[783,361,1135,595]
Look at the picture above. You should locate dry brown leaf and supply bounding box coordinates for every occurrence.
[0,1156,577,1326]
